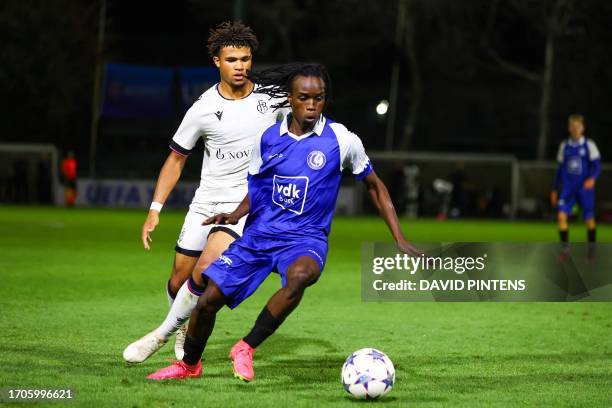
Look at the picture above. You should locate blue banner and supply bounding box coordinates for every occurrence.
[76,179,198,208]
[101,63,174,118]
[179,66,219,110]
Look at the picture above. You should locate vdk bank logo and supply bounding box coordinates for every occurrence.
[272,175,309,215]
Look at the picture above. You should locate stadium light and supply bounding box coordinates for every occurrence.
[376,100,389,115]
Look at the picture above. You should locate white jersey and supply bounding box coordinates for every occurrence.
[170,83,288,210]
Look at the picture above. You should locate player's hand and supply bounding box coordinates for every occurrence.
[583,178,595,190]
[550,190,558,207]
[396,239,424,257]
[142,210,160,250]
[203,212,240,225]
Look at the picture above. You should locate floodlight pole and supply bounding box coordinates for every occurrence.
[89,0,106,178]
[233,0,244,21]
[385,0,406,151]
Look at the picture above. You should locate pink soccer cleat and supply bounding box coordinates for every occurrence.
[146,360,202,380]
[229,340,255,382]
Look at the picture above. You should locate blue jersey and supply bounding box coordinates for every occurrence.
[245,114,372,238]
[554,137,600,191]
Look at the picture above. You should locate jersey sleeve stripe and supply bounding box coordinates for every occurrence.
[355,162,373,180]
[169,140,193,156]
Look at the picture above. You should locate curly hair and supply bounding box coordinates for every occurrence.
[248,62,332,110]
[207,21,259,58]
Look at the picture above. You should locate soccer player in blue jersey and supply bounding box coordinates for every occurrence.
[147,63,420,381]
[550,114,601,249]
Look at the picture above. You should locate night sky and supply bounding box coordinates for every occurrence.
[1,0,610,174]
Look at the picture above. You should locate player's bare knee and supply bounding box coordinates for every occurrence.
[200,260,213,271]
[193,295,218,317]
[191,257,214,287]
[192,259,213,276]
[194,282,225,315]
[170,256,197,292]
[169,273,186,294]
[286,265,318,293]
[557,212,568,229]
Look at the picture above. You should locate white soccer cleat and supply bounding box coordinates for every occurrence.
[123,330,167,363]
[174,323,187,360]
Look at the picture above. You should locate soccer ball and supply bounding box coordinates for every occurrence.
[341,348,395,399]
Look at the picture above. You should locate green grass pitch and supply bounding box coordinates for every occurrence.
[0,206,610,407]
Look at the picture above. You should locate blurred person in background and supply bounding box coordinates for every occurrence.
[551,114,600,253]
[388,163,404,211]
[433,178,453,220]
[403,162,420,218]
[61,150,77,207]
[449,161,467,218]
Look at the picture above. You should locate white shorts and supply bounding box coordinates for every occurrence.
[175,203,246,257]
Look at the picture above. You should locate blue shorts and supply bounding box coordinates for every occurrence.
[558,186,595,220]
[202,232,328,309]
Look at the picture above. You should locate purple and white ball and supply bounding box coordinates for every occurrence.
[341,348,395,399]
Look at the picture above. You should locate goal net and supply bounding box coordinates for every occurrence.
[0,143,61,205]
[360,151,518,218]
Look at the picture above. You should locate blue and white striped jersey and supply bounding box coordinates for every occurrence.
[245,114,372,238]
[554,136,601,190]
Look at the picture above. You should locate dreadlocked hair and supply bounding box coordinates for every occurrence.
[207,21,259,57]
[248,62,332,110]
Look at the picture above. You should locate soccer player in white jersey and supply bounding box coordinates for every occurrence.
[145,63,421,381]
[123,22,287,363]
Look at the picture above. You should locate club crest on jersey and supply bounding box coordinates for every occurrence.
[272,175,309,215]
[307,150,326,170]
[567,156,582,174]
[257,100,268,114]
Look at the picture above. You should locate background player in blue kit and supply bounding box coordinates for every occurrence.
[550,114,601,249]
[147,63,421,381]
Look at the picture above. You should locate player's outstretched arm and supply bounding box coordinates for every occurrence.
[203,195,251,226]
[584,139,601,189]
[362,171,421,256]
[584,160,600,189]
[142,151,188,250]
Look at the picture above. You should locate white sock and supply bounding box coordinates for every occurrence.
[156,281,200,339]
